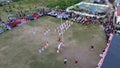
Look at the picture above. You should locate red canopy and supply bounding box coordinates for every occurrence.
[7,22,16,28]
[7,19,22,28]
[32,13,41,19]
[23,17,30,21]
[14,19,22,25]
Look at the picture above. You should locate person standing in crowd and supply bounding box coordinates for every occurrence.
[58,35,62,42]
[0,17,2,22]
[64,58,67,64]
[75,59,78,64]
[91,45,94,50]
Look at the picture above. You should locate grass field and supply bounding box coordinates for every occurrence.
[0,0,107,68]
[0,16,106,68]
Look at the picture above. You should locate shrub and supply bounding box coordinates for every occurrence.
[47,0,82,9]
[109,0,115,4]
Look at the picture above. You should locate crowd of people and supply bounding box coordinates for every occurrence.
[69,11,115,42]
[0,7,116,44]
[70,13,104,25]
[0,8,47,34]
[0,8,71,34]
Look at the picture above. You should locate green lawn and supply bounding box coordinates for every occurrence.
[0,1,106,68]
[0,16,106,68]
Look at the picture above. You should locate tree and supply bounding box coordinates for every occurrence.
[109,0,115,4]
[47,0,82,9]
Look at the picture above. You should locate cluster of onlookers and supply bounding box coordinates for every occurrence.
[0,8,71,34]
[0,9,44,34]
[104,23,114,41]
[70,13,103,25]
[103,14,114,42]
[0,7,116,43]
[69,11,115,42]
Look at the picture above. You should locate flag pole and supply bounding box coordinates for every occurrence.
[61,16,63,42]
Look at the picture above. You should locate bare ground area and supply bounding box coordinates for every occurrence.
[0,16,106,68]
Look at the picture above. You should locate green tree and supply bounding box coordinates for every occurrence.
[109,0,115,4]
[47,0,82,9]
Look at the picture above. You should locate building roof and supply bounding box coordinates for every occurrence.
[117,0,120,3]
[0,0,12,2]
[101,34,120,68]
[117,5,120,16]
[93,0,100,2]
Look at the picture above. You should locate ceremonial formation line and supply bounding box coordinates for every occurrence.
[38,29,51,53]
[39,41,49,53]
[56,20,73,36]
[43,29,51,35]
[56,20,73,53]
[57,41,64,53]
[38,20,74,54]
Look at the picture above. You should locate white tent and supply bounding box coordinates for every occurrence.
[92,0,100,2]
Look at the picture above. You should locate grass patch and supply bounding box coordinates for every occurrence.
[70,23,105,44]
[30,52,65,68]
[28,16,64,27]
